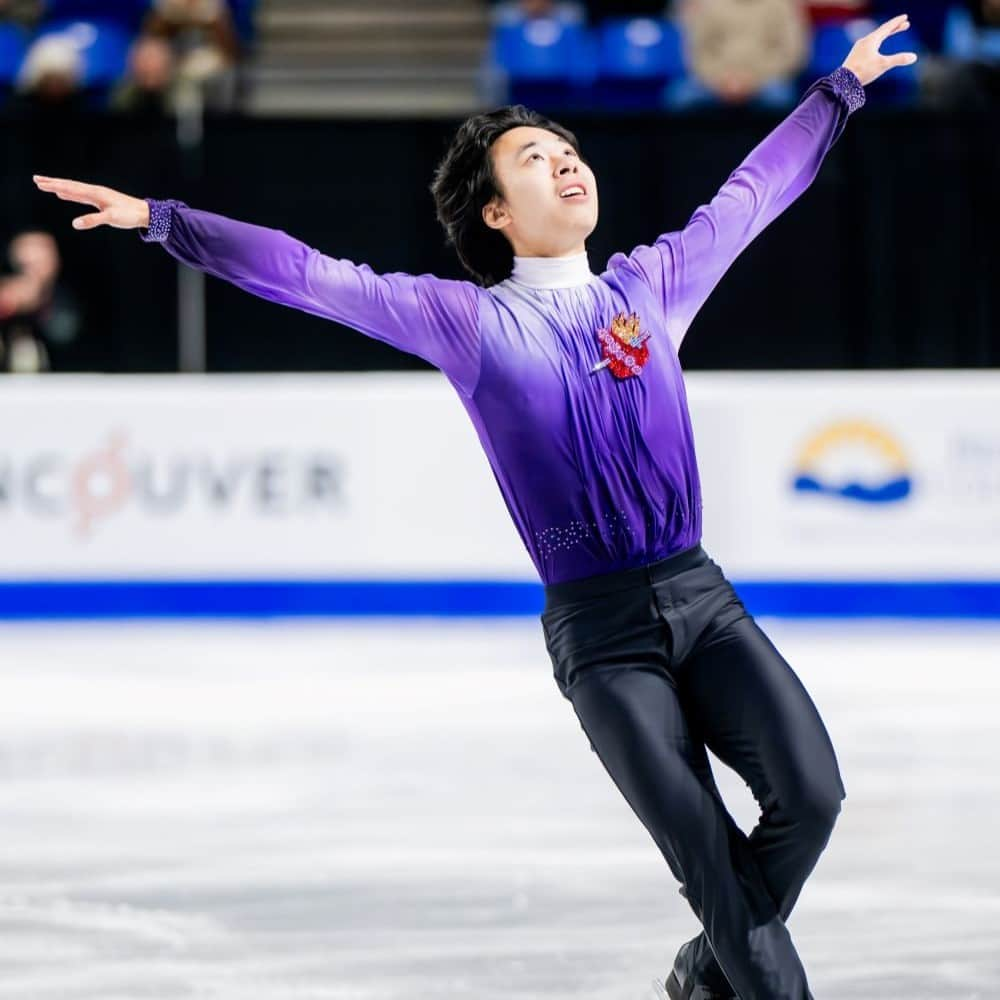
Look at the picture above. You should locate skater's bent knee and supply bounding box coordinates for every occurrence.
[787,781,843,832]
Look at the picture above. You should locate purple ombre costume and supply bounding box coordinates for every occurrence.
[140,68,865,585]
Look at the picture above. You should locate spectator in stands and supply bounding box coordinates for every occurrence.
[142,0,241,110]
[11,32,87,113]
[971,0,1000,26]
[0,230,80,373]
[677,0,810,105]
[0,0,40,29]
[518,0,557,16]
[110,33,178,115]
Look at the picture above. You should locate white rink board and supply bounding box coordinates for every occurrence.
[0,371,997,580]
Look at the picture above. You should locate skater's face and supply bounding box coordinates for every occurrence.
[482,126,598,259]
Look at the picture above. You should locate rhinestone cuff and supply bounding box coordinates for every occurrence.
[139,198,181,243]
[828,66,866,114]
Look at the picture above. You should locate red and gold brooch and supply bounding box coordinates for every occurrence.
[590,311,651,379]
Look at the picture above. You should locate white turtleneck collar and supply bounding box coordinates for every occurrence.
[509,250,596,289]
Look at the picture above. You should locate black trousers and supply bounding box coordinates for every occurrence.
[541,541,846,1000]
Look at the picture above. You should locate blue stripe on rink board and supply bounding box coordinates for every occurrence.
[1,580,1000,619]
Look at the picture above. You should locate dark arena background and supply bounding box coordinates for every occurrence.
[1,2,998,999]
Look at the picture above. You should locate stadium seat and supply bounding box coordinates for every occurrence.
[981,27,1000,62]
[943,4,979,59]
[491,16,595,109]
[494,17,591,80]
[0,23,30,88]
[228,0,259,44]
[806,22,855,77]
[943,4,1000,62]
[593,16,684,110]
[31,18,132,88]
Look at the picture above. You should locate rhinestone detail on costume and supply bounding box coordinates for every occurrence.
[535,509,634,560]
[828,66,866,114]
[139,198,178,243]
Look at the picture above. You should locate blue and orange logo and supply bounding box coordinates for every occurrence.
[791,420,913,505]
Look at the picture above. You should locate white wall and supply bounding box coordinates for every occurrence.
[1,372,997,584]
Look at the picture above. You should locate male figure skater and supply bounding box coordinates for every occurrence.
[34,16,916,998]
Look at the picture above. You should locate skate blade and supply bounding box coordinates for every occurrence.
[655,970,684,1000]
[650,976,671,1000]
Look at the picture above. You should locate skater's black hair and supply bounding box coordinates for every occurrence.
[430,105,581,289]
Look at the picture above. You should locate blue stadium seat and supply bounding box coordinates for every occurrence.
[943,4,1000,62]
[228,0,259,44]
[806,22,854,77]
[492,16,595,109]
[40,0,151,32]
[593,16,684,110]
[494,17,591,81]
[598,17,683,79]
[943,4,979,58]
[0,23,30,87]
[982,27,1000,62]
[32,18,132,88]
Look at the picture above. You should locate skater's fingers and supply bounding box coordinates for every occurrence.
[71,212,109,231]
[874,14,910,43]
[33,176,108,207]
[34,184,103,209]
[50,189,103,209]
[35,180,105,204]
[33,174,96,192]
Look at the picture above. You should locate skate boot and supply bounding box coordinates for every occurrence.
[661,935,737,999]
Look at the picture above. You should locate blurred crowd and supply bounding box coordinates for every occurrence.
[487,0,1000,110]
[0,2,248,370]
[1,0,995,376]
[0,0,250,117]
[2,0,997,120]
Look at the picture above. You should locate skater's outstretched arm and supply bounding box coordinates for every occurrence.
[30,179,483,397]
[611,13,917,353]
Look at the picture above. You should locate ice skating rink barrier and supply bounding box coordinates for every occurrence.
[1,371,997,618]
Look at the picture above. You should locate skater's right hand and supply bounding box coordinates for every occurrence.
[31,176,150,232]
[841,14,917,87]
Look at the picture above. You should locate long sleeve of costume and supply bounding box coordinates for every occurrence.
[610,66,866,352]
[138,200,483,397]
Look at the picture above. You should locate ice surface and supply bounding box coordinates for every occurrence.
[0,618,997,1000]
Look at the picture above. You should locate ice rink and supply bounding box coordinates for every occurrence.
[1,617,998,1000]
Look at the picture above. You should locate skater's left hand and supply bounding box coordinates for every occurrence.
[841,14,918,87]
